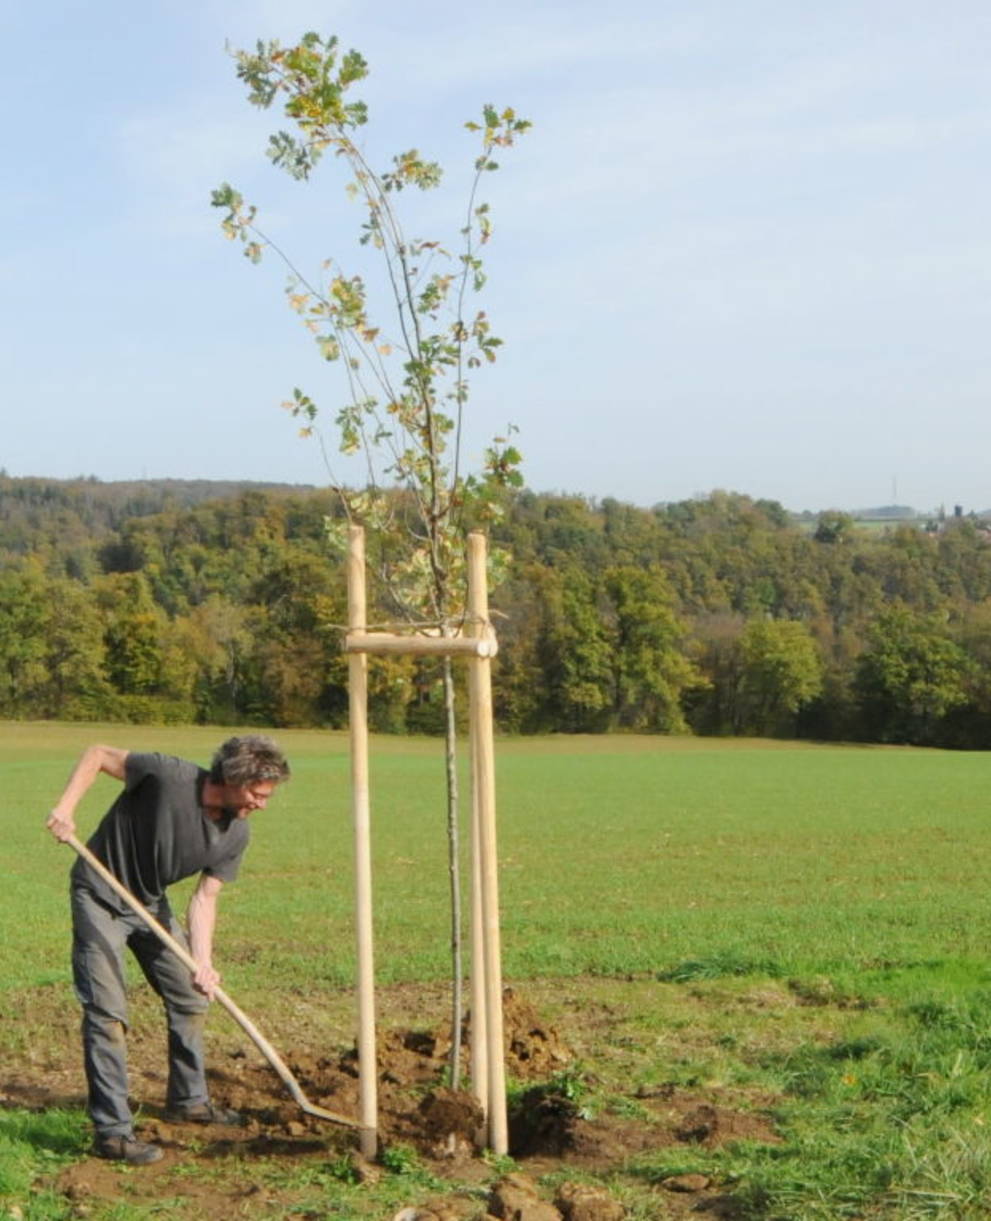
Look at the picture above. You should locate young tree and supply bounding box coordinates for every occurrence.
[213,32,530,1083]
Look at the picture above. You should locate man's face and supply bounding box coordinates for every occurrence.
[222,780,277,818]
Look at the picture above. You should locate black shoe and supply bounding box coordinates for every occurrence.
[93,1134,163,1165]
[165,1101,243,1126]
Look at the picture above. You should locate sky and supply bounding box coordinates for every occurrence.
[3,1,990,515]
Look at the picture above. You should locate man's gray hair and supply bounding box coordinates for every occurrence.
[210,735,290,787]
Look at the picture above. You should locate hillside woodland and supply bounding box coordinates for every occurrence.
[2,474,990,748]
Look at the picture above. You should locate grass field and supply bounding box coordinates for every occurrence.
[3,723,991,1218]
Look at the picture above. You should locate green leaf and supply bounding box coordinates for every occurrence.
[317,335,340,361]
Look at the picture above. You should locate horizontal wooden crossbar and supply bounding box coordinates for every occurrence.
[345,631,498,659]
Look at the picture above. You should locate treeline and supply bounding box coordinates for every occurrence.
[2,475,991,747]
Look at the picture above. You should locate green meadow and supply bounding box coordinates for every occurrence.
[3,723,991,1217]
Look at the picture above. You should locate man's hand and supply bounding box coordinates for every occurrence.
[46,808,76,843]
[192,962,221,1001]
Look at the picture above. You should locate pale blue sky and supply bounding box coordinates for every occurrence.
[3,1,990,513]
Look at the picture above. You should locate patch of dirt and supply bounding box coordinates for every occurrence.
[2,982,781,1219]
[58,1156,273,1218]
[509,1082,778,1171]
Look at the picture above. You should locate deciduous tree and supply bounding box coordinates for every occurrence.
[736,618,824,736]
[855,606,973,744]
[213,32,530,1082]
[602,565,697,731]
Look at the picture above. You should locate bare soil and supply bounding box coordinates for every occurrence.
[1,982,781,1218]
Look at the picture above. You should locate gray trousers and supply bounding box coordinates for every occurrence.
[70,884,209,1137]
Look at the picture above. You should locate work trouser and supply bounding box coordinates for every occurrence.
[70,884,209,1137]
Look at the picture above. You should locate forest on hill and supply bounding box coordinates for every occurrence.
[2,473,990,748]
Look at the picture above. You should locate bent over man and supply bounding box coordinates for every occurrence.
[46,735,290,1166]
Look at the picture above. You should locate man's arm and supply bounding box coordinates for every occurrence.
[45,745,130,842]
[187,873,224,1000]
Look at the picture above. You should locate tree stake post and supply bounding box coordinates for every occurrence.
[347,525,378,1159]
[467,530,508,1153]
[344,526,507,1155]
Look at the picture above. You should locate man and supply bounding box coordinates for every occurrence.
[46,734,290,1166]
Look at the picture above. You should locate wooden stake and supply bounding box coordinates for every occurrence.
[347,526,378,1159]
[346,632,496,658]
[468,654,489,1119]
[467,531,508,1154]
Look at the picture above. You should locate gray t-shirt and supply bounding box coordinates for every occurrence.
[70,752,249,910]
